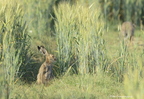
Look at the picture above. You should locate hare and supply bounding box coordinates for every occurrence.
[121,21,135,41]
[36,46,56,84]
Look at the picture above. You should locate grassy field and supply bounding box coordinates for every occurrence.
[0,0,144,99]
[1,29,143,99]
[4,74,123,99]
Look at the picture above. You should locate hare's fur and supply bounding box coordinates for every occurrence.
[121,21,135,41]
[37,46,56,84]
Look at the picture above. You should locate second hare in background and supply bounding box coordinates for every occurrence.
[121,21,135,41]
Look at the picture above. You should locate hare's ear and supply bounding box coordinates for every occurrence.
[37,46,41,50]
[37,46,47,55]
[37,46,45,50]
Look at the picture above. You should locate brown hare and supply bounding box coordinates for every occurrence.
[121,21,135,41]
[37,46,56,84]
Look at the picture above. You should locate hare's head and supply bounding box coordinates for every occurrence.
[48,54,56,63]
[37,46,56,62]
[37,46,48,55]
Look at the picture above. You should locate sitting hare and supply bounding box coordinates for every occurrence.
[37,46,56,84]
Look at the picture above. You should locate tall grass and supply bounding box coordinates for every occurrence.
[23,0,55,38]
[54,2,108,75]
[99,0,143,25]
[21,0,57,55]
[123,49,144,99]
[0,0,30,98]
[107,38,144,82]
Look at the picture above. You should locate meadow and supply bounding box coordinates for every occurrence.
[0,0,144,99]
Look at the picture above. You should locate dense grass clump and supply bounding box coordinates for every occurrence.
[0,0,30,98]
[54,2,108,75]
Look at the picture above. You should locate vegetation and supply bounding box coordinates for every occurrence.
[54,2,107,75]
[0,0,144,99]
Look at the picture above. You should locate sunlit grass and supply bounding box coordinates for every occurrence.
[9,74,123,99]
[54,1,108,75]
